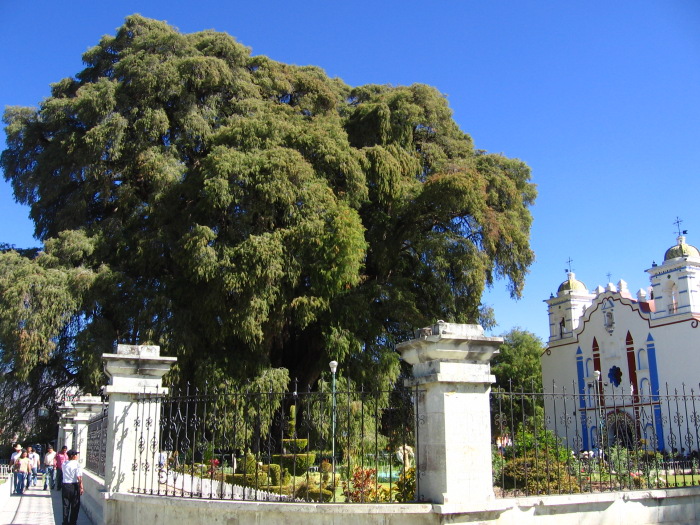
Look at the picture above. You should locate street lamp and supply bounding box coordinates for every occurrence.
[329,360,338,477]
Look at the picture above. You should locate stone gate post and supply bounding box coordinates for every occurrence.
[102,345,176,493]
[397,321,501,505]
[71,395,105,468]
[57,401,76,450]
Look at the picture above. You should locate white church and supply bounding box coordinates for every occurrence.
[541,234,700,453]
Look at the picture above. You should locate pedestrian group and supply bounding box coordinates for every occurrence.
[10,443,84,525]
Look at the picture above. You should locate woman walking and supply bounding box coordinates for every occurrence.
[13,450,31,495]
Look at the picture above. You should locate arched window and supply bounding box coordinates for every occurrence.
[643,424,655,450]
[640,378,651,403]
[638,349,648,370]
[586,358,593,377]
[587,385,594,408]
[666,280,679,314]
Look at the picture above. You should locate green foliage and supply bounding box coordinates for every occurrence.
[492,446,506,484]
[341,466,390,502]
[393,466,416,502]
[507,423,571,464]
[271,453,316,474]
[631,449,663,475]
[294,481,334,502]
[266,463,282,485]
[501,455,580,495]
[282,438,308,453]
[0,15,536,431]
[239,450,258,475]
[307,375,391,464]
[492,328,544,392]
[287,405,296,437]
[225,472,269,488]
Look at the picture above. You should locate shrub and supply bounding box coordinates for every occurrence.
[492,445,506,485]
[393,467,415,502]
[282,438,309,453]
[271,453,316,474]
[225,471,269,488]
[341,467,390,502]
[631,449,663,475]
[320,459,333,485]
[267,463,282,485]
[236,450,259,475]
[502,455,580,495]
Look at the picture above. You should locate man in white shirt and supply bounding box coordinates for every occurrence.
[61,450,83,525]
[26,446,40,488]
[43,445,57,490]
[10,444,21,495]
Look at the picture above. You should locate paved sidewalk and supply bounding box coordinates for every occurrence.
[0,476,93,525]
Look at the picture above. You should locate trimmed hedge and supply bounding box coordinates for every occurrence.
[225,471,269,488]
[501,455,580,495]
[268,464,282,485]
[271,453,316,474]
[282,438,309,453]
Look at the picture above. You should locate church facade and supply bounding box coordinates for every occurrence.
[540,235,700,453]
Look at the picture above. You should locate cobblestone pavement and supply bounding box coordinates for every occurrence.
[0,476,93,525]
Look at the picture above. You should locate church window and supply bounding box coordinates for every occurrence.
[637,349,648,370]
[604,310,615,333]
[665,280,679,314]
[608,366,623,388]
[640,378,650,403]
[585,358,593,377]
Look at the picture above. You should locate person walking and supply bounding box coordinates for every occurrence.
[55,445,68,491]
[43,444,57,490]
[61,450,83,525]
[26,446,39,488]
[10,444,21,495]
[14,450,31,495]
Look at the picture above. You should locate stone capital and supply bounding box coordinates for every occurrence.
[103,344,176,395]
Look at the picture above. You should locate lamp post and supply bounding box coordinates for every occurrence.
[329,360,338,475]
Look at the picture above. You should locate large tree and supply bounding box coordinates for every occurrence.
[1,15,535,409]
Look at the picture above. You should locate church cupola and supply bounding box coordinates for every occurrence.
[648,234,700,319]
[546,272,595,344]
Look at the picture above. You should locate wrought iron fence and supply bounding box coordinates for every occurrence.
[130,380,418,503]
[86,409,109,478]
[491,382,700,497]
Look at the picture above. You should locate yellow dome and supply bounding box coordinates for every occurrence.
[558,272,587,294]
[664,236,700,261]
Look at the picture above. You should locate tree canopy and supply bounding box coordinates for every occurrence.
[0,15,536,429]
[492,328,544,393]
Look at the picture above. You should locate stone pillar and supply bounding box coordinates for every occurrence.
[397,321,502,505]
[57,402,76,450]
[102,345,176,493]
[72,395,105,468]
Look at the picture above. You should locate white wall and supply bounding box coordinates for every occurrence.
[99,487,700,525]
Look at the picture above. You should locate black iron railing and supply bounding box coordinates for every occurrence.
[86,409,109,478]
[130,381,418,503]
[492,382,700,497]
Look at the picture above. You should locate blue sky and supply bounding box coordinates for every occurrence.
[2,1,700,343]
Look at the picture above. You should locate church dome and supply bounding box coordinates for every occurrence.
[557,272,587,294]
[664,235,700,261]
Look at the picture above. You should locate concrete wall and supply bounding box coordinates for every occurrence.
[101,487,700,525]
[82,469,106,525]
